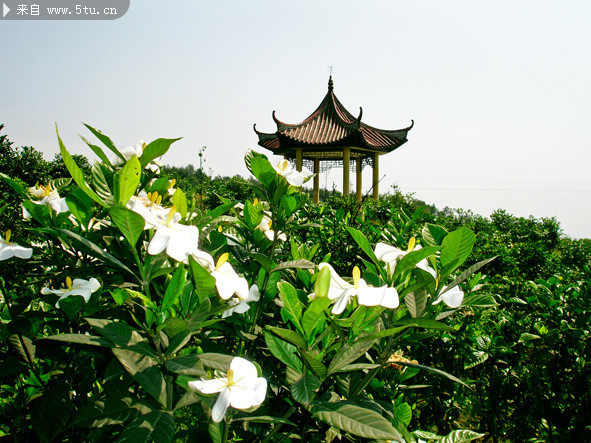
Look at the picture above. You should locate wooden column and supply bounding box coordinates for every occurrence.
[343,148,350,196]
[313,158,320,203]
[356,158,363,202]
[296,148,303,172]
[372,153,379,200]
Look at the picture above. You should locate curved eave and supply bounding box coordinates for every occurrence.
[359,119,414,151]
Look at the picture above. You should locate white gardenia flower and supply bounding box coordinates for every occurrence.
[26,184,69,215]
[433,285,464,308]
[222,285,260,318]
[127,191,170,229]
[273,160,311,187]
[0,230,33,260]
[112,140,163,173]
[188,251,250,302]
[316,263,399,315]
[147,205,200,262]
[189,356,267,422]
[257,216,287,242]
[41,276,100,307]
[211,253,250,301]
[374,241,436,277]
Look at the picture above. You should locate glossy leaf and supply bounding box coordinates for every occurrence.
[291,374,321,406]
[109,206,145,248]
[310,401,402,441]
[441,227,476,270]
[139,138,181,169]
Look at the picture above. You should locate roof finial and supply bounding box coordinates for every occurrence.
[328,66,334,91]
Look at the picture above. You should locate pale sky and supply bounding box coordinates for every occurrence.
[2,1,590,238]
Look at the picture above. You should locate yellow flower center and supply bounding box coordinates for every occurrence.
[215,253,229,271]
[165,205,177,226]
[149,192,159,204]
[278,160,289,172]
[217,225,223,233]
[66,276,73,290]
[4,229,11,244]
[169,179,176,188]
[352,266,361,288]
[141,141,147,152]
[226,368,235,386]
[267,220,273,230]
[44,184,52,197]
[407,237,416,252]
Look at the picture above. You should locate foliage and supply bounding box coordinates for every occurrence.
[0,125,490,442]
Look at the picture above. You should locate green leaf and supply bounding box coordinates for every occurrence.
[440,227,476,271]
[291,374,321,406]
[394,317,455,331]
[162,266,187,311]
[109,206,145,248]
[394,361,469,387]
[56,228,136,277]
[79,134,113,167]
[394,402,412,427]
[310,401,402,441]
[264,332,303,372]
[246,151,277,188]
[302,297,331,341]
[197,353,234,372]
[115,155,141,205]
[9,334,36,363]
[0,172,27,197]
[233,415,296,426]
[278,282,304,333]
[112,348,167,407]
[328,337,376,375]
[440,429,486,443]
[44,333,113,348]
[188,255,217,302]
[172,188,188,218]
[84,123,125,161]
[394,246,440,277]
[519,333,541,342]
[275,259,315,271]
[116,410,175,443]
[86,318,158,358]
[91,162,115,204]
[346,227,380,265]
[362,325,412,341]
[139,138,181,169]
[461,293,498,308]
[31,380,73,443]
[165,354,206,376]
[57,128,106,207]
[165,330,191,356]
[404,289,428,318]
[268,326,307,349]
[421,223,449,246]
[301,350,328,379]
[66,187,95,225]
[444,256,496,291]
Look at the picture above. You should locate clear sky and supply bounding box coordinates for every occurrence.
[2,1,590,238]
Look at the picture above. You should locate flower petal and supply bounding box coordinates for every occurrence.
[230,357,258,382]
[189,378,227,394]
[211,387,231,422]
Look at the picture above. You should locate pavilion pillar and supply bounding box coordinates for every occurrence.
[296,148,303,172]
[313,158,320,203]
[355,158,362,202]
[343,148,350,196]
[372,153,379,200]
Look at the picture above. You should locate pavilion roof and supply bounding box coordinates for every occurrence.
[254,77,413,158]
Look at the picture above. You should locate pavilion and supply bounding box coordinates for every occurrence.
[254,76,413,203]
